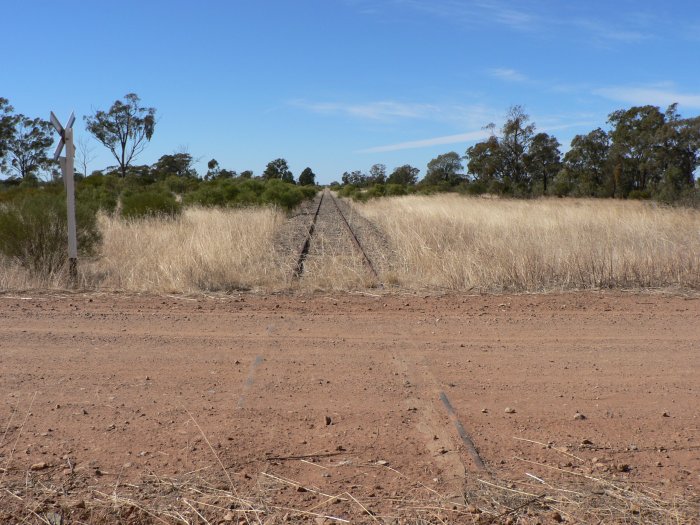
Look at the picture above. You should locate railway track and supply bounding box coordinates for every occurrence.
[293,189,381,285]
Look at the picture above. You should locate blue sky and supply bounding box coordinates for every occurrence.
[2,0,699,183]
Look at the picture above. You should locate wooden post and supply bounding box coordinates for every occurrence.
[51,112,78,285]
[64,127,78,283]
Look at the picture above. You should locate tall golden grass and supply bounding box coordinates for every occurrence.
[353,195,700,292]
[2,196,699,293]
[86,207,285,293]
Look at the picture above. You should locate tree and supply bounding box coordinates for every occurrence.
[524,133,561,195]
[387,164,419,185]
[465,135,504,185]
[239,170,254,179]
[607,105,665,195]
[500,105,535,190]
[423,151,464,186]
[84,93,156,178]
[341,170,368,186]
[76,136,97,178]
[263,158,294,183]
[152,153,197,179]
[0,97,15,167]
[298,167,316,186]
[368,163,386,184]
[656,105,700,191]
[5,115,54,180]
[563,128,612,196]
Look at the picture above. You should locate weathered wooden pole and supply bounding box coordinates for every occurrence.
[51,112,78,284]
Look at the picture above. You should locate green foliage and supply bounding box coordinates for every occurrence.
[423,152,464,186]
[0,97,16,166]
[121,189,181,219]
[261,179,315,209]
[262,158,294,183]
[298,167,316,186]
[84,93,156,178]
[184,178,315,211]
[5,115,54,180]
[0,189,100,274]
[76,173,123,214]
[387,165,419,185]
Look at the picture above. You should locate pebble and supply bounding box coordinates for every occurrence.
[481,408,488,413]
[30,462,48,471]
[504,407,516,414]
[574,412,586,420]
[662,411,670,417]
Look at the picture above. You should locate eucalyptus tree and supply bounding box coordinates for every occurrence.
[84,93,156,178]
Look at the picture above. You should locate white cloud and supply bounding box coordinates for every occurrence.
[358,130,489,153]
[291,99,501,128]
[290,100,439,120]
[488,68,528,83]
[594,86,700,109]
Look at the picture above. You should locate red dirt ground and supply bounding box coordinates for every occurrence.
[0,291,698,523]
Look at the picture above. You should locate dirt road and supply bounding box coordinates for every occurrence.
[1,291,698,523]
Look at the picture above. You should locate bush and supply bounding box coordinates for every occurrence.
[0,190,100,274]
[121,190,181,219]
[261,179,310,210]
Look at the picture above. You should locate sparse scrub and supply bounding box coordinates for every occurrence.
[353,195,700,292]
[0,190,100,277]
[121,188,181,219]
[184,178,317,210]
[86,206,285,293]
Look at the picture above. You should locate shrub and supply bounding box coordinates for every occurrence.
[261,179,309,210]
[121,190,181,219]
[0,190,100,274]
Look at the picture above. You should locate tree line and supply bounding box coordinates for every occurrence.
[2,94,699,205]
[0,93,317,188]
[336,104,700,204]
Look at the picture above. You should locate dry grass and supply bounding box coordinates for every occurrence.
[2,462,696,524]
[85,207,286,293]
[2,196,700,294]
[353,195,700,292]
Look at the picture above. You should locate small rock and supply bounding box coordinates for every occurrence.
[504,407,516,414]
[481,408,488,413]
[324,415,332,426]
[615,463,631,472]
[581,439,593,445]
[551,511,563,522]
[296,486,308,493]
[662,411,670,417]
[30,462,48,471]
[375,460,389,466]
[656,461,663,467]
[574,412,586,420]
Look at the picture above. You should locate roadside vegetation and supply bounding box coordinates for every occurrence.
[354,195,700,292]
[1,93,700,293]
[335,105,700,206]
